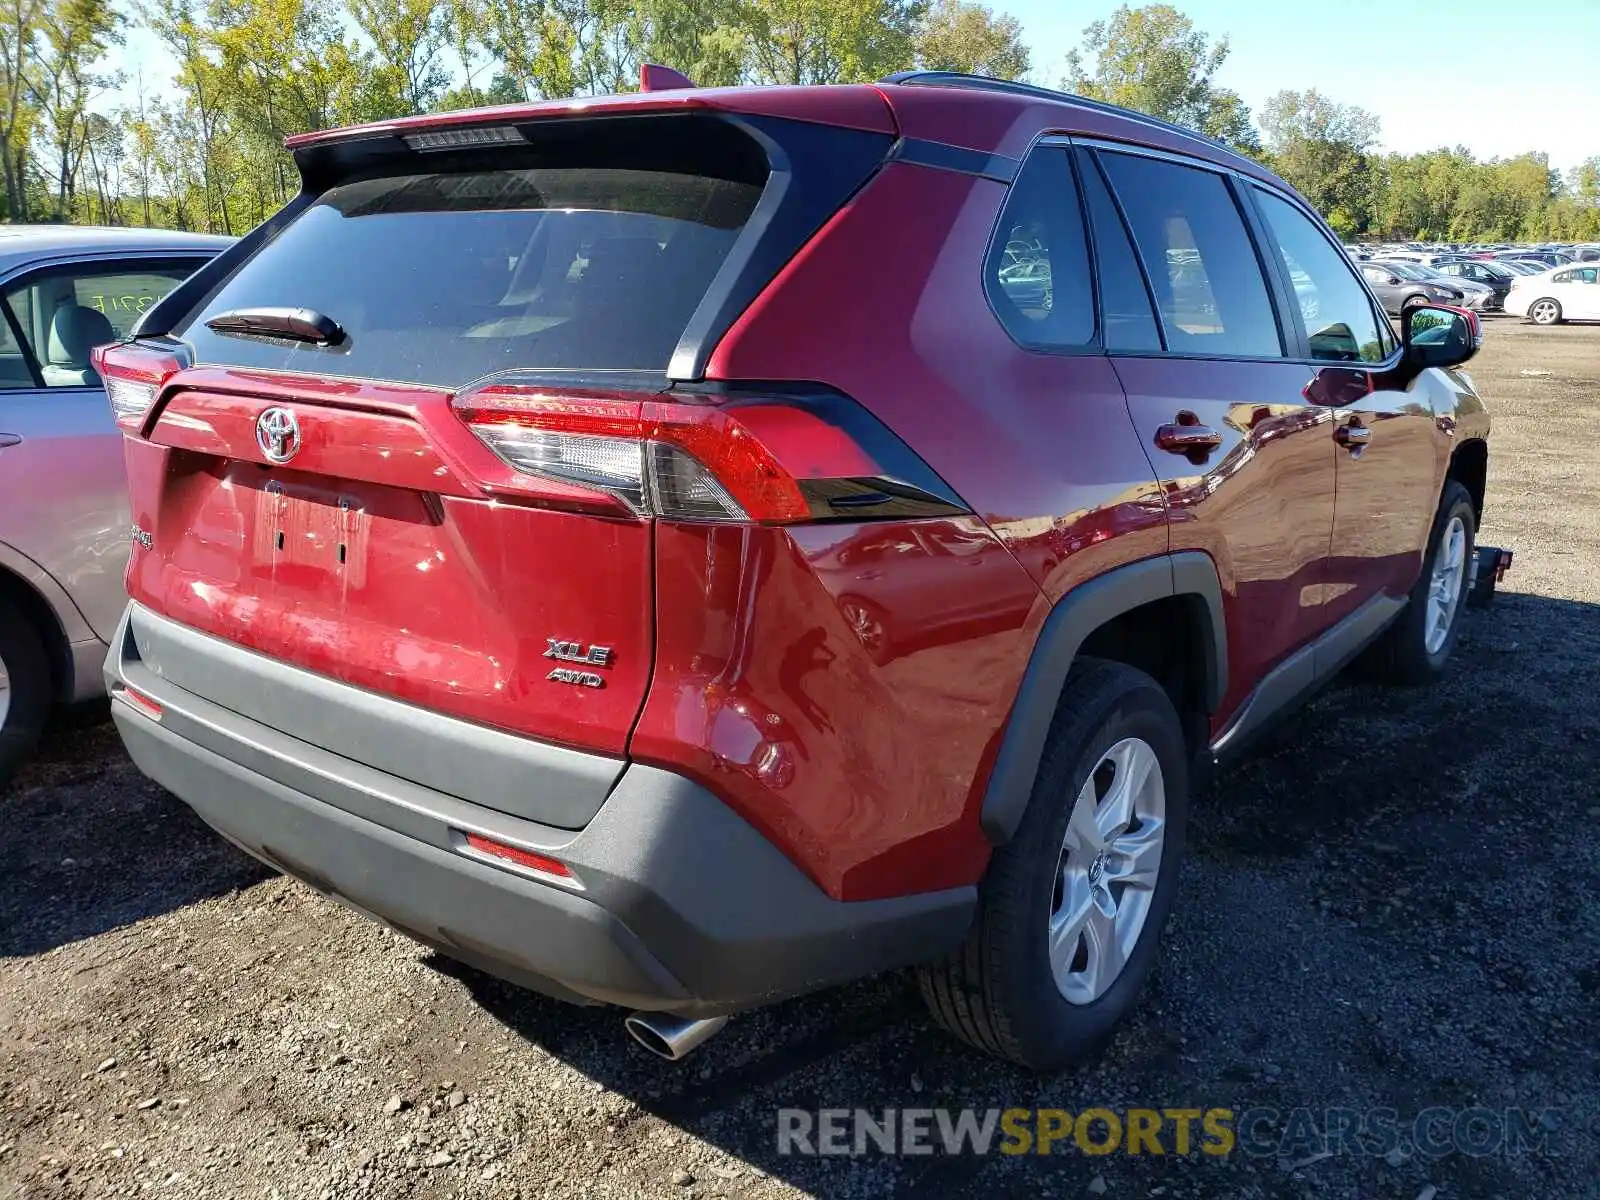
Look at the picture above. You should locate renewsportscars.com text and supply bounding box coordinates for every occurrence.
[776,1106,1561,1159]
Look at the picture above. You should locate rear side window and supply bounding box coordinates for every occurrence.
[1075,150,1162,352]
[1097,152,1282,358]
[179,167,764,388]
[985,148,1095,349]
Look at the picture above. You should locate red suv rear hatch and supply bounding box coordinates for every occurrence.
[103,107,893,777]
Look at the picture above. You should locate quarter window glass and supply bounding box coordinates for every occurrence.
[1076,149,1162,352]
[1098,152,1281,357]
[3,260,199,388]
[985,148,1095,349]
[1254,189,1388,363]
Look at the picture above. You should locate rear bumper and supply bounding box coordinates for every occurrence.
[107,604,972,1015]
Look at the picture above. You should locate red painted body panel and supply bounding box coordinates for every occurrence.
[1322,371,1450,621]
[1115,358,1339,724]
[699,163,1190,896]
[124,386,655,755]
[285,84,897,150]
[708,163,1171,605]
[630,516,1041,901]
[151,389,470,497]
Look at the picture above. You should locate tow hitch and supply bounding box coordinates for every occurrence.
[1467,545,1513,608]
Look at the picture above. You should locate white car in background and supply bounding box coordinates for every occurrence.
[1504,264,1600,325]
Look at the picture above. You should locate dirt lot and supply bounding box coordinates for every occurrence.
[3,319,1598,1200]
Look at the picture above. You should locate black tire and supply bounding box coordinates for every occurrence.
[0,597,52,789]
[1527,298,1562,326]
[1364,481,1477,686]
[1401,295,1427,313]
[918,659,1189,1070]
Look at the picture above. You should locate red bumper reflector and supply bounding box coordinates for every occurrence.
[462,832,573,879]
[113,685,163,721]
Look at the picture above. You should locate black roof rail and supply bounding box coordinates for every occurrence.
[877,70,1244,162]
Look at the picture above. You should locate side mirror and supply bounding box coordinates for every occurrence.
[1386,275,1401,285]
[1403,304,1480,370]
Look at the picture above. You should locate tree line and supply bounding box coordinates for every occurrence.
[0,0,1595,242]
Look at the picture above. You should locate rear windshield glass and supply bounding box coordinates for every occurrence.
[177,167,763,387]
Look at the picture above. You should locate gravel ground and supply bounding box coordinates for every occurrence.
[2,319,1597,1200]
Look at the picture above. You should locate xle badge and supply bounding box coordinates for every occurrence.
[545,638,612,689]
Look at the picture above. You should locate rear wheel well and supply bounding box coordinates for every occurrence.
[1448,439,1488,523]
[1077,594,1213,757]
[0,567,68,701]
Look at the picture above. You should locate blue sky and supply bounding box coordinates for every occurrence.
[1007,0,1600,172]
[108,0,1598,174]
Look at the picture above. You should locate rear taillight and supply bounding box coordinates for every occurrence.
[92,343,184,431]
[451,376,966,525]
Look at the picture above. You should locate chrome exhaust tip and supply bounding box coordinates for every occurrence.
[624,1012,728,1061]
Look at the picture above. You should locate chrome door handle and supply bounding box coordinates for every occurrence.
[0,432,21,448]
[1335,424,1370,448]
[1155,423,1223,454]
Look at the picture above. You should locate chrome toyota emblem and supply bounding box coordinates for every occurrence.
[255,407,301,463]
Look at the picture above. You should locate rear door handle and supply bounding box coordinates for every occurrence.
[1155,423,1223,454]
[1335,424,1370,448]
[0,433,21,448]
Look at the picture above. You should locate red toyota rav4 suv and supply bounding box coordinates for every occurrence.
[98,71,1492,1069]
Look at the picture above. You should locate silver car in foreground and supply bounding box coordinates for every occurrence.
[0,226,230,784]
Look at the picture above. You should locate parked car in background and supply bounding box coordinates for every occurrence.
[1498,251,1571,269]
[1428,259,1512,310]
[0,226,230,784]
[1361,261,1464,314]
[1411,266,1496,311]
[1504,263,1600,324]
[1488,258,1542,276]
[97,69,1497,1070]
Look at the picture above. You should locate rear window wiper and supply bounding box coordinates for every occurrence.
[205,307,345,346]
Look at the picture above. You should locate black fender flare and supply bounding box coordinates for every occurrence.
[979,552,1227,845]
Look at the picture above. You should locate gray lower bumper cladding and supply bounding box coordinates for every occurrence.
[106,604,975,1016]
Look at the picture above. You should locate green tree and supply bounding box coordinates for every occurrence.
[431,69,522,111]
[734,0,922,85]
[913,0,1027,80]
[0,0,42,219]
[452,0,647,99]
[347,0,453,115]
[145,0,236,231]
[1260,89,1380,236]
[27,0,121,219]
[1064,3,1257,151]
[1569,155,1599,206]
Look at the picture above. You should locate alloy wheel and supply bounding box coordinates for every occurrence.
[1531,300,1559,325]
[1048,737,1166,1005]
[1425,515,1468,656]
